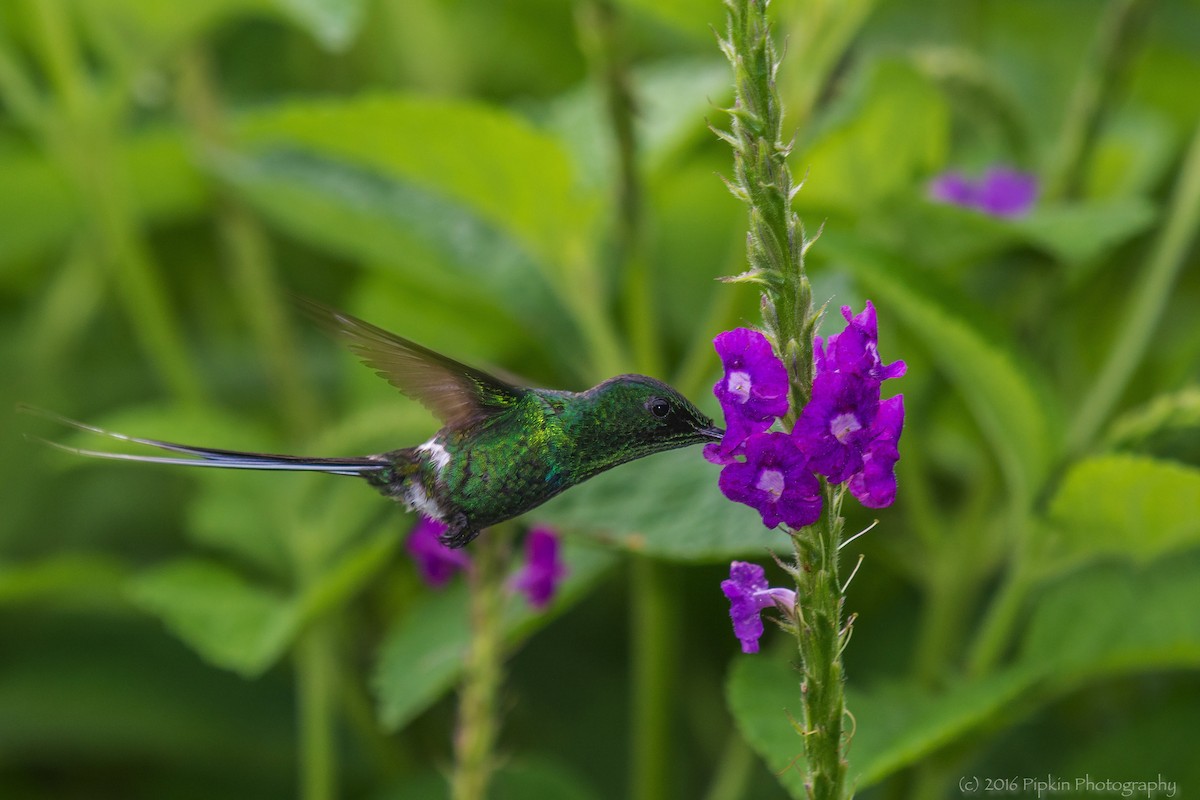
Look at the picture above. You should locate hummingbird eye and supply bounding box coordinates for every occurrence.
[647,397,671,419]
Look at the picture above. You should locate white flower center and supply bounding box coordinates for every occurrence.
[830,412,862,443]
[756,469,785,501]
[727,370,752,403]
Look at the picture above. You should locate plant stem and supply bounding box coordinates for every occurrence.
[1045,0,1155,201]
[629,556,679,800]
[176,46,321,438]
[791,485,849,800]
[451,527,511,800]
[296,619,339,800]
[27,0,206,406]
[1065,120,1200,455]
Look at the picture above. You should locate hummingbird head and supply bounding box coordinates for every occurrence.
[579,375,724,462]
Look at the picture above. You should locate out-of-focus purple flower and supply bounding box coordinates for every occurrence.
[717,432,822,529]
[510,526,567,609]
[407,516,471,588]
[928,166,1038,219]
[848,395,904,508]
[704,328,790,465]
[721,561,796,654]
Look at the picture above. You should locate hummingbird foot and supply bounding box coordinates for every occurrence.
[437,512,481,549]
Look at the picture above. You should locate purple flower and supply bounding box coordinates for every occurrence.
[792,371,879,484]
[407,516,471,588]
[848,395,904,508]
[704,328,790,464]
[718,432,821,529]
[816,301,907,385]
[928,166,1038,218]
[510,526,567,609]
[721,561,796,654]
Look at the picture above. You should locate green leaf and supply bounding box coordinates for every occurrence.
[217,145,578,354]
[530,448,783,562]
[128,559,301,677]
[1106,386,1200,468]
[821,230,1057,507]
[70,0,270,60]
[374,542,617,730]
[1015,197,1157,277]
[797,59,949,214]
[726,650,1040,795]
[1019,550,1200,683]
[1044,454,1200,568]
[231,94,597,271]
[270,0,365,50]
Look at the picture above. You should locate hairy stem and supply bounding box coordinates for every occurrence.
[451,527,511,800]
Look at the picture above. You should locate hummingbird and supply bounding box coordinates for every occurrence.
[28,300,724,548]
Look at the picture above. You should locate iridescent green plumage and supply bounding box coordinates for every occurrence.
[31,301,723,548]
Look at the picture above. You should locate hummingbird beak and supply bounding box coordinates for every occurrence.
[699,426,725,442]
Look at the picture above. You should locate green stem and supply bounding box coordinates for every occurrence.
[1045,0,1155,201]
[629,556,679,800]
[176,46,321,438]
[296,619,339,800]
[1065,121,1200,455]
[576,0,663,377]
[965,540,1035,677]
[791,485,849,800]
[451,527,511,800]
[27,0,205,406]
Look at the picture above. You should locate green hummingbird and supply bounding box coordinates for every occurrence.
[29,300,723,548]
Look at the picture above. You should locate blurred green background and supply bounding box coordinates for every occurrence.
[2,0,1199,798]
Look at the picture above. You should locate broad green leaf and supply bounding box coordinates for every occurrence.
[821,231,1057,507]
[70,0,270,60]
[271,0,365,50]
[129,559,300,677]
[531,448,782,562]
[216,148,579,354]
[1015,197,1157,278]
[1106,386,1200,468]
[727,651,1039,795]
[374,542,617,730]
[1044,454,1200,568]
[1019,551,1200,683]
[232,95,598,272]
[797,59,948,214]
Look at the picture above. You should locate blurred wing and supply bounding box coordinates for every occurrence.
[297,297,527,428]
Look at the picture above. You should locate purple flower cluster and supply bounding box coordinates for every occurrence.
[928,167,1038,218]
[705,302,905,529]
[406,519,566,609]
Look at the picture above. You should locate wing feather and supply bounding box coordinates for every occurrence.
[296,298,525,428]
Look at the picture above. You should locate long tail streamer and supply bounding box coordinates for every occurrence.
[18,406,385,477]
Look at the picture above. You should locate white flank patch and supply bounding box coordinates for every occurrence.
[417,437,451,474]
[404,482,444,521]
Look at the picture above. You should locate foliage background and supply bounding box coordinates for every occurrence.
[2,0,1198,798]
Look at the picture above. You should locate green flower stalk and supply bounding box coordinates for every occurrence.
[713,3,875,798]
[716,0,818,427]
